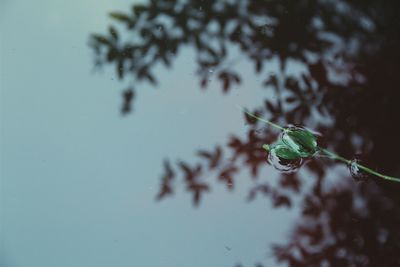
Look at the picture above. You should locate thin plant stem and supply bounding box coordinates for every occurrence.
[319,148,400,183]
[318,148,351,164]
[239,106,285,131]
[240,108,400,183]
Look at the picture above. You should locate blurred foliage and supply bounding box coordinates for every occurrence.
[90,0,400,266]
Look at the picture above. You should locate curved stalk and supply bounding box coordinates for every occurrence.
[240,108,400,183]
[239,106,285,131]
[319,148,400,183]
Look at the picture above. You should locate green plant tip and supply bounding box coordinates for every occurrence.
[262,144,270,151]
[270,141,302,160]
[241,109,400,183]
[282,127,319,158]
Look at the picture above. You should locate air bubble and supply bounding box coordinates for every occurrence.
[267,148,303,173]
[349,159,368,181]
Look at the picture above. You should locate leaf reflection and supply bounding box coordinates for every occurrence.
[90,0,400,266]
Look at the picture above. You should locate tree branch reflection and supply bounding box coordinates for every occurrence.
[89,0,400,266]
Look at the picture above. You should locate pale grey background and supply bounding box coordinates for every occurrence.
[0,1,298,266]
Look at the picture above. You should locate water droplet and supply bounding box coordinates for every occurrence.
[267,149,303,173]
[349,159,368,181]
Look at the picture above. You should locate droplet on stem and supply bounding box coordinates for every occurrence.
[267,148,303,173]
[349,158,369,181]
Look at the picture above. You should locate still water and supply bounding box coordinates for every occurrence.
[2,0,400,266]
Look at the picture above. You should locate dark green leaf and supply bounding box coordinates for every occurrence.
[282,127,318,157]
[271,142,301,160]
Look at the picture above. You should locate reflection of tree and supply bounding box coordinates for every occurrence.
[273,182,400,267]
[90,0,400,266]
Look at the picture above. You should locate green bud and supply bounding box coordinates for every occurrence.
[281,126,318,158]
[269,141,302,160]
